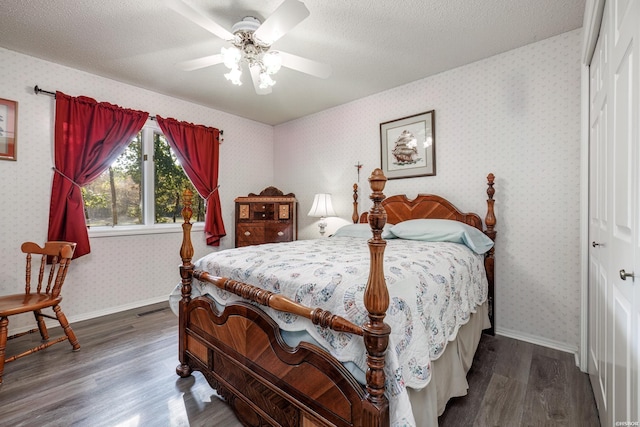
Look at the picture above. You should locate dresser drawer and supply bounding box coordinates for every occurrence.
[236,224,266,247]
[265,223,293,243]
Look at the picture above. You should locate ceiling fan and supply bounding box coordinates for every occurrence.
[167,0,332,95]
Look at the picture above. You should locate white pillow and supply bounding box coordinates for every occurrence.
[389,219,494,254]
[332,223,396,239]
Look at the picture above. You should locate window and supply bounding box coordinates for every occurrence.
[82,120,204,231]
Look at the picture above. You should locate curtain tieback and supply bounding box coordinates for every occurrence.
[52,167,82,188]
[205,185,220,201]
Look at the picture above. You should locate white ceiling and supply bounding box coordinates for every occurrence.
[0,0,585,125]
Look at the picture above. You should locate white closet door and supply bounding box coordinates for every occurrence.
[588,0,639,425]
[609,0,639,423]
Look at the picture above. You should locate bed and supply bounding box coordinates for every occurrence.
[172,168,496,427]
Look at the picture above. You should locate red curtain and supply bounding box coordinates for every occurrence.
[48,92,149,258]
[155,116,226,246]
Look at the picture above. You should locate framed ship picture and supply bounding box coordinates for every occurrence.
[380,110,435,179]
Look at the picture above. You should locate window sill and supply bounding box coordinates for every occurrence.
[88,222,204,238]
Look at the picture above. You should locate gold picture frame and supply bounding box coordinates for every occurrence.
[0,98,17,161]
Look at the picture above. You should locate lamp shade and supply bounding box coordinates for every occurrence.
[307,193,337,218]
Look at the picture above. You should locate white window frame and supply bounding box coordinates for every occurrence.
[88,119,203,238]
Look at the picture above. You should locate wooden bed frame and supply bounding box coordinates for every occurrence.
[175,168,496,427]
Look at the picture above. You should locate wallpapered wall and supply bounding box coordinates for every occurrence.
[274,29,583,351]
[0,28,582,351]
[0,47,274,332]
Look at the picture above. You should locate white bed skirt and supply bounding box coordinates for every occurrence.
[410,301,490,426]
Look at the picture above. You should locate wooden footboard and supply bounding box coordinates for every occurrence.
[182,298,371,426]
[176,169,392,427]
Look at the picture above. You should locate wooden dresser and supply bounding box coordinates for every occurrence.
[234,187,297,247]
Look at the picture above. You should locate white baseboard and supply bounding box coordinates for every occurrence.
[67,295,170,324]
[495,326,581,367]
[10,295,170,336]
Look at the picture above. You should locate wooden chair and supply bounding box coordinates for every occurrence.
[0,241,79,384]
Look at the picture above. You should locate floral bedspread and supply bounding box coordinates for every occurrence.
[186,237,488,427]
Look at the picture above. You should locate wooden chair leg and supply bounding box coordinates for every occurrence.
[0,317,8,384]
[34,310,50,341]
[53,306,80,351]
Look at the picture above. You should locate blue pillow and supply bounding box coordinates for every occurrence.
[332,223,396,239]
[389,219,494,254]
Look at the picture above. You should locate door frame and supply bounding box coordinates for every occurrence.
[580,0,606,372]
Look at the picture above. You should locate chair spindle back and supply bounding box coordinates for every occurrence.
[22,242,76,297]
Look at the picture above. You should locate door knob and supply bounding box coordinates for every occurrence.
[619,269,635,281]
[592,241,603,247]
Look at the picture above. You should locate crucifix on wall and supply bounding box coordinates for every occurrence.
[354,161,363,182]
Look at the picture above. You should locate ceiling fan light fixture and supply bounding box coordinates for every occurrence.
[221,46,242,69]
[262,51,282,75]
[221,26,281,90]
[224,66,243,85]
[258,71,276,89]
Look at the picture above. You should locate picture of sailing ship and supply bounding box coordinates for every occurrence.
[380,110,435,179]
[391,130,420,165]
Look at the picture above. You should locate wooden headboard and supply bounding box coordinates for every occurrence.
[359,194,483,229]
[355,174,496,237]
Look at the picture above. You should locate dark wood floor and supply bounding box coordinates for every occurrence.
[438,331,601,427]
[0,302,600,427]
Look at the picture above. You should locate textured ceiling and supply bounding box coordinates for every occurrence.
[0,0,585,125]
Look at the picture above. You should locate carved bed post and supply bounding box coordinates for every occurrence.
[484,173,496,336]
[362,168,390,426]
[176,188,195,378]
[352,183,359,224]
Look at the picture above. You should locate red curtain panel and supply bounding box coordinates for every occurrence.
[47,92,148,258]
[155,115,226,246]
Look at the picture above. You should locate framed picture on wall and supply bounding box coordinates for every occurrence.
[0,98,17,161]
[380,110,435,179]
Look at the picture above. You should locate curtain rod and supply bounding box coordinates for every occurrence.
[33,85,224,135]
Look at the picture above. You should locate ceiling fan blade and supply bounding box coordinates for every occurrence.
[249,66,272,95]
[176,54,224,71]
[165,0,234,41]
[253,0,310,45]
[279,51,332,79]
